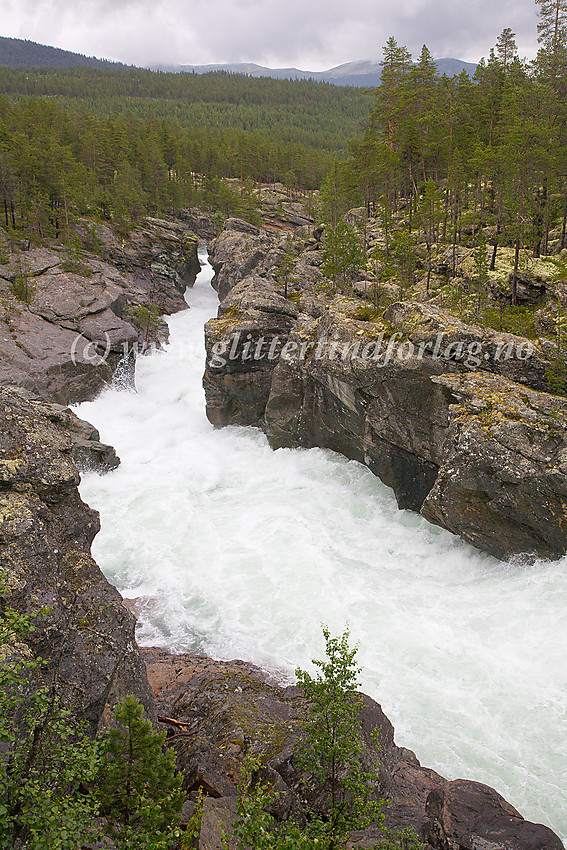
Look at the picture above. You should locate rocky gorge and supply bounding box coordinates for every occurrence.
[0,199,564,848]
[203,216,567,561]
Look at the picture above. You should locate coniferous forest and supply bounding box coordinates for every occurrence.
[0,5,566,271]
[1,3,567,846]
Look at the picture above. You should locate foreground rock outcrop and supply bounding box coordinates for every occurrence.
[142,648,563,850]
[0,386,155,730]
[203,221,567,561]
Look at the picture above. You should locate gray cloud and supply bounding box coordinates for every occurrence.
[0,0,539,69]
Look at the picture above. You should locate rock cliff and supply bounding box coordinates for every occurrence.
[203,220,567,560]
[0,217,200,404]
[0,385,155,731]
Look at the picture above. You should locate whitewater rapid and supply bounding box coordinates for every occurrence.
[77,251,566,840]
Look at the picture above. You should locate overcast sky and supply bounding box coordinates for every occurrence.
[0,0,540,70]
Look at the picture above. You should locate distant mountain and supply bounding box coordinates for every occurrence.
[0,36,476,83]
[155,58,478,86]
[0,36,127,69]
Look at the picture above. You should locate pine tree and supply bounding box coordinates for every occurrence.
[321,219,365,294]
[377,38,412,150]
[536,0,567,58]
[496,28,518,69]
[97,696,185,847]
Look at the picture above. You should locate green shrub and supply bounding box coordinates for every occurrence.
[230,626,384,850]
[0,595,102,849]
[10,274,35,305]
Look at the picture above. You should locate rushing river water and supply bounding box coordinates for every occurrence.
[77,250,567,840]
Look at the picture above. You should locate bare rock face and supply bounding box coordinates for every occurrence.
[422,780,563,850]
[177,208,220,241]
[421,373,567,560]
[263,311,567,559]
[0,387,155,730]
[141,648,562,850]
[0,216,200,404]
[207,219,279,301]
[202,225,567,558]
[203,276,299,427]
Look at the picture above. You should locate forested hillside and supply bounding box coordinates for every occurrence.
[323,22,567,304]
[0,67,372,187]
[0,36,125,69]
[2,5,567,278]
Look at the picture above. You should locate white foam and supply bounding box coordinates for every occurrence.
[77,251,567,840]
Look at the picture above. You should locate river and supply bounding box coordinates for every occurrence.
[76,249,567,840]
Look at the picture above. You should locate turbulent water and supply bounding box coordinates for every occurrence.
[77,251,567,840]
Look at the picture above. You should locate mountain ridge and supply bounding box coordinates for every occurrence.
[0,35,477,84]
[153,57,478,86]
[0,35,127,69]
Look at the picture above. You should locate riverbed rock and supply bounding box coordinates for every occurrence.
[421,372,567,560]
[422,780,563,850]
[141,648,562,850]
[203,259,567,558]
[0,386,155,730]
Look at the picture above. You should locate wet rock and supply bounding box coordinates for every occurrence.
[422,780,563,850]
[141,649,562,850]
[203,276,299,427]
[0,387,155,731]
[205,285,567,557]
[421,372,567,560]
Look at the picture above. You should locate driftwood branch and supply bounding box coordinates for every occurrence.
[157,714,190,730]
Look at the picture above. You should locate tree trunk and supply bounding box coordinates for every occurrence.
[511,239,520,305]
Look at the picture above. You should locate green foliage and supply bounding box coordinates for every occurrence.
[275,236,297,297]
[230,756,317,849]
[10,268,34,304]
[97,695,185,848]
[546,304,567,395]
[128,301,162,346]
[377,826,429,850]
[0,67,373,197]
[295,626,384,847]
[480,304,538,338]
[230,627,384,850]
[185,788,204,849]
[0,592,102,849]
[322,220,365,294]
[0,576,189,849]
[472,229,489,315]
[389,229,417,298]
[354,304,382,322]
[59,246,93,277]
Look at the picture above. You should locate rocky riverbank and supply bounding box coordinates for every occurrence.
[0,216,201,404]
[0,202,564,847]
[142,646,563,850]
[203,217,567,561]
[0,385,155,730]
